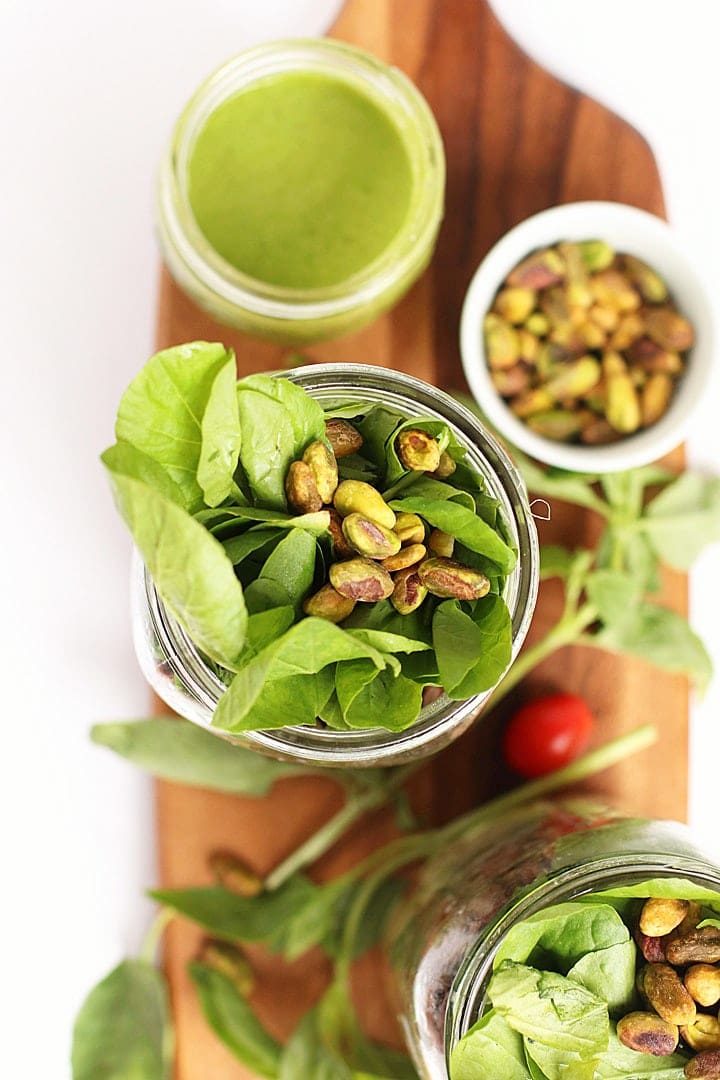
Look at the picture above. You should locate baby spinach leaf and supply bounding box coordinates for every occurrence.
[384,474,475,510]
[222,528,280,566]
[190,964,280,1078]
[335,661,423,731]
[524,1035,597,1080]
[243,580,293,614]
[115,341,233,511]
[196,506,330,535]
[493,903,630,974]
[594,1028,687,1078]
[443,595,512,700]
[595,600,712,693]
[235,389,298,510]
[390,497,516,571]
[587,878,720,914]
[239,373,326,455]
[150,875,317,944]
[432,602,483,695]
[345,629,431,657]
[101,442,187,508]
[489,962,608,1060]
[567,940,636,1016]
[90,718,307,795]
[232,668,335,732]
[243,607,296,658]
[450,1009,531,1080]
[103,472,247,668]
[641,472,720,570]
[259,528,317,609]
[197,357,242,507]
[355,406,404,469]
[72,959,172,1080]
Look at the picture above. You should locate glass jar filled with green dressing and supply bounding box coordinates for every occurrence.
[157,40,445,343]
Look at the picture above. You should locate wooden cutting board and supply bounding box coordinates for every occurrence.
[153,2,686,1075]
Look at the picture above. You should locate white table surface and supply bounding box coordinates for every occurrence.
[1,0,718,1073]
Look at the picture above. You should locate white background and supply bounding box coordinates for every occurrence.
[1,0,718,1073]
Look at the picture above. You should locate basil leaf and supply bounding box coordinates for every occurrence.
[493,903,630,973]
[115,341,233,511]
[274,877,357,961]
[641,472,720,570]
[103,473,247,668]
[390,497,516,571]
[72,959,172,1080]
[90,718,307,795]
[196,357,242,507]
[567,940,636,1016]
[150,876,317,944]
[585,569,642,629]
[489,962,608,1060]
[239,373,326,455]
[190,964,280,1078]
[450,1009,531,1080]
[539,545,576,581]
[259,528,317,609]
[101,442,187,508]
[595,601,713,693]
[279,1010,351,1080]
[595,1028,687,1078]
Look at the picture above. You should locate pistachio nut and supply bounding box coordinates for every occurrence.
[623,254,669,304]
[635,928,669,964]
[390,566,428,614]
[540,286,572,326]
[684,1015,720,1052]
[545,356,601,400]
[286,460,323,513]
[329,557,394,602]
[396,428,442,472]
[510,387,554,418]
[303,583,356,623]
[685,1050,720,1079]
[606,372,641,434]
[602,349,628,377]
[579,239,615,272]
[527,410,588,442]
[506,247,565,289]
[302,440,339,503]
[525,311,550,336]
[494,286,537,324]
[548,321,587,357]
[418,557,491,601]
[609,312,645,351]
[645,308,695,351]
[428,528,454,558]
[616,1011,679,1056]
[685,966,720,1008]
[558,241,590,287]
[325,417,364,458]
[333,480,396,529]
[588,303,620,334]
[382,543,426,572]
[328,507,355,559]
[667,927,720,966]
[639,963,696,1026]
[591,269,641,312]
[642,372,674,426]
[579,320,607,350]
[434,450,457,479]
[580,417,621,446]
[518,329,540,363]
[491,364,532,397]
[342,513,402,559]
[634,345,685,375]
[393,512,425,545]
[640,898,691,938]
[484,314,520,369]
[209,852,263,897]
[200,940,254,998]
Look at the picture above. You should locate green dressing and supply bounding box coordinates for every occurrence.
[187,70,415,290]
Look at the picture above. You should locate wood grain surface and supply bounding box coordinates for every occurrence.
[153,2,686,1076]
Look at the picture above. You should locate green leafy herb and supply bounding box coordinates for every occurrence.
[190,964,281,1077]
[197,356,243,507]
[450,1009,531,1080]
[390,496,517,571]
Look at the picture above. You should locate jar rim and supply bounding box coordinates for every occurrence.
[138,364,539,766]
[157,38,446,322]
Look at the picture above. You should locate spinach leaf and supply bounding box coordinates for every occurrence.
[354,406,404,469]
[101,442,187,508]
[595,600,712,693]
[72,959,172,1080]
[259,528,317,609]
[103,472,247,668]
[587,878,720,914]
[239,373,326,455]
[489,962,608,1060]
[195,506,330,535]
[243,607,296,658]
[390,497,516,572]
[524,1036,597,1080]
[230,668,335,732]
[567,940,636,1016]
[150,876,317,944]
[493,903,630,974]
[450,1009,531,1080]
[115,341,233,512]
[432,602,484,696]
[243,580,293,614]
[384,474,475,510]
[641,472,720,570]
[222,528,280,566]
[190,964,280,1078]
[335,661,423,731]
[90,718,307,795]
[594,1028,687,1078]
[345,629,431,657]
[317,983,418,1079]
[440,595,512,700]
[197,356,242,507]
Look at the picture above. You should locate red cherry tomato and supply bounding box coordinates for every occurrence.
[503,693,595,778]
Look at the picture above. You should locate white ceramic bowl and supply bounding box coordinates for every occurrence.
[460,201,714,472]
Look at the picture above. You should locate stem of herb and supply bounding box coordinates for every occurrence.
[140,907,174,964]
[264,762,420,891]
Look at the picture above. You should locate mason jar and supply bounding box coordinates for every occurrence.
[132,363,539,767]
[390,800,720,1079]
[156,39,445,344]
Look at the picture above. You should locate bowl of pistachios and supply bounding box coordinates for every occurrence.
[460,201,713,471]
